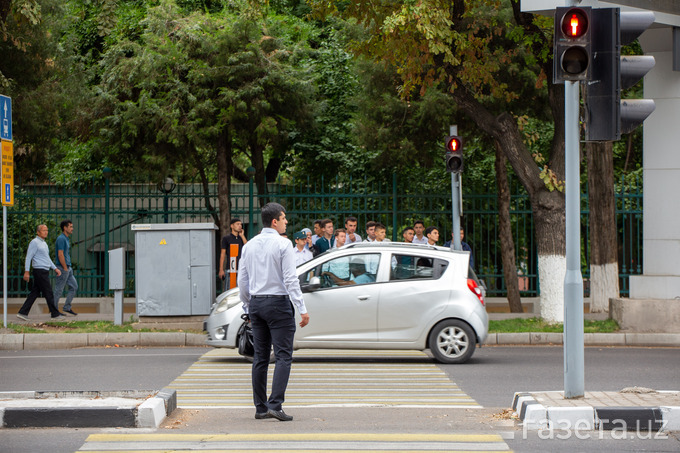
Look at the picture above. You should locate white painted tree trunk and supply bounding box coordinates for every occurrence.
[589,263,619,313]
[538,254,567,323]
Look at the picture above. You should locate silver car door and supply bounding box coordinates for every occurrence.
[296,253,381,342]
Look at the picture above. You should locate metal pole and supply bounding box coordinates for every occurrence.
[564,80,584,398]
[450,125,462,251]
[163,195,169,223]
[248,174,254,240]
[392,173,398,241]
[104,176,110,296]
[3,205,7,327]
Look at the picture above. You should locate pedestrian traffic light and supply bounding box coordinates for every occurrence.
[554,6,592,83]
[445,135,463,173]
[585,9,655,141]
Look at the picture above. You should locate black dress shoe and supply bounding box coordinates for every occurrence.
[267,409,293,421]
[254,411,271,420]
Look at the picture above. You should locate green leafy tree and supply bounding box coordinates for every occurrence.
[310,0,571,321]
[86,0,315,234]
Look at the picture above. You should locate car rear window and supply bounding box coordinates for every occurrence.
[390,254,448,281]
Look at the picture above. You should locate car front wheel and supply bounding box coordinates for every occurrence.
[428,319,476,364]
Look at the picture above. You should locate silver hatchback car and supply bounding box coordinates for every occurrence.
[204,242,488,363]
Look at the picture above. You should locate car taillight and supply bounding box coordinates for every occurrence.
[467,279,485,306]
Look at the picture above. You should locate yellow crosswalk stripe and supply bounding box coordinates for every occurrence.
[166,349,481,408]
[79,432,512,452]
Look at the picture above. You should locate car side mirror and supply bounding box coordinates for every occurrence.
[301,276,321,293]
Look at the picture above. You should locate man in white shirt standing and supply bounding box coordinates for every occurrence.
[293,231,313,266]
[344,216,362,244]
[412,220,429,245]
[238,203,310,422]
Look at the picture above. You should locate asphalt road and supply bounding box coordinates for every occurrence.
[1,345,679,452]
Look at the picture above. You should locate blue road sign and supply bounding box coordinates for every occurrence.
[5,183,10,203]
[0,95,11,141]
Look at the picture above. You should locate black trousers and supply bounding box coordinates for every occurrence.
[249,295,296,412]
[19,269,60,317]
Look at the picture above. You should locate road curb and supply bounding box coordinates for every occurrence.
[482,332,680,347]
[0,388,176,429]
[0,332,207,350]
[2,332,680,350]
[511,392,680,432]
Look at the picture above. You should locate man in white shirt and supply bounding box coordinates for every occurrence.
[238,203,310,422]
[344,216,362,244]
[412,220,429,244]
[364,221,377,242]
[334,228,347,248]
[293,231,313,266]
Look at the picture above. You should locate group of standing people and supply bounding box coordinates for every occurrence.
[17,220,79,321]
[220,216,475,286]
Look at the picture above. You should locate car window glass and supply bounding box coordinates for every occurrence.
[318,253,380,288]
[390,254,448,281]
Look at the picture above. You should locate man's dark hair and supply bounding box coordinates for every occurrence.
[365,220,376,229]
[334,228,346,237]
[374,222,386,231]
[425,226,439,236]
[60,219,73,231]
[345,216,358,224]
[313,219,322,227]
[261,203,285,227]
[229,217,242,226]
[320,218,333,228]
[401,226,414,235]
[414,220,425,227]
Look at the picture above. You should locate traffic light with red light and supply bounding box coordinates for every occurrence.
[445,135,463,173]
[554,7,592,82]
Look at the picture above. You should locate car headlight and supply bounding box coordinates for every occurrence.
[215,292,242,314]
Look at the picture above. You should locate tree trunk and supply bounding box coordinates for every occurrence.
[494,141,523,313]
[453,88,566,322]
[216,129,232,238]
[586,141,619,312]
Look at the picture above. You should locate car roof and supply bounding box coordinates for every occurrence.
[318,241,469,259]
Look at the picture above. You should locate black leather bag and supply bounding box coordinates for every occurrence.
[237,321,254,357]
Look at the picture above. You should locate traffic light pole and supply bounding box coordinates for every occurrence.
[564,80,584,398]
[449,125,461,251]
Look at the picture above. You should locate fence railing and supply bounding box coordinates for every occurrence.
[1,173,642,298]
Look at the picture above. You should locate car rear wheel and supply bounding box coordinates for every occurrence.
[428,319,476,364]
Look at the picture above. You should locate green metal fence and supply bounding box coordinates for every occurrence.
[1,173,642,298]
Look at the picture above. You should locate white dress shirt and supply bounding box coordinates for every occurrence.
[238,228,307,315]
[294,246,313,266]
[411,236,429,245]
[345,232,362,244]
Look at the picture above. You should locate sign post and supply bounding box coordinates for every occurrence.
[1,94,11,327]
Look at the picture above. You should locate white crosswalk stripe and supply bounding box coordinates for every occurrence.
[167,349,481,408]
[79,433,513,452]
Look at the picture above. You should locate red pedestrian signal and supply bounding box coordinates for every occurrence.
[446,136,461,153]
[444,135,463,173]
[562,10,588,38]
[554,7,592,82]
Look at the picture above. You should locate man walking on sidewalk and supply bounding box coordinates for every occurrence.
[238,202,310,422]
[53,219,79,316]
[17,224,65,321]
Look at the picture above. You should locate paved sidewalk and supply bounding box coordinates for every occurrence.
[512,389,680,432]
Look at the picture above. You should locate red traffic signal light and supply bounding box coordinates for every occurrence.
[446,136,461,152]
[444,135,463,173]
[561,9,589,38]
[554,7,592,82]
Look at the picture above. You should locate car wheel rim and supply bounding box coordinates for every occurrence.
[436,326,469,358]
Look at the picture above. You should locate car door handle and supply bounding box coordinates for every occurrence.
[357,295,371,301]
